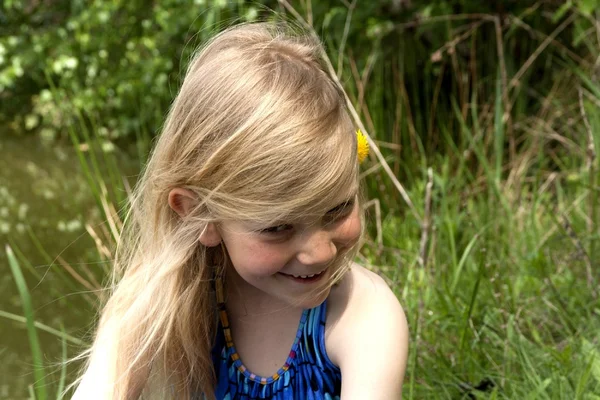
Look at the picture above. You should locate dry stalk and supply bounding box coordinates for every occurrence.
[336,0,357,78]
[78,259,103,292]
[418,168,434,269]
[505,12,575,166]
[493,16,513,163]
[352,49,377,115]
[99,181,122,244]
[391,66,404,176]
[57,255,100,295]
[277,0,422,224]
[535,184,589,254]
[428,60,446,146]
[363,198,383,251]
[348,51,377,131]
[85,223,113,260]
[504,148,531,202]
[430,20,484,61]
[356,252,395,286]
[536,75,563,124]
[397,74,419,154]
[359,162,383,180]
[396,13,497,30]
[431,20,485,121]
[531,119,586,156]
[298,0,313,27]
[509,13,576,91]
[537,171,557,196]
[578,88,597,269]
[509,15,589,68]
[375,140,402,151]
[347,85,422,223]
[584,90,600,108]
[560,211,596,299]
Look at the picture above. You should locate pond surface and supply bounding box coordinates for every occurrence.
[0,135,138,398]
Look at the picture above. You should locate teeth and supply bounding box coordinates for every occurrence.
[292,273,318,279]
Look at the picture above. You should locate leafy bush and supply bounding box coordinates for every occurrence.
[4,0,598,150]
[1,0,265,143]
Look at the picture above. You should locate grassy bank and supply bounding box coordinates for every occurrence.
[361,152,600,398]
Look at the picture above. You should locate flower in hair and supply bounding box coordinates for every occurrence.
[356,129,369,164]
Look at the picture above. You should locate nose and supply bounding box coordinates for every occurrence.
[296,229,338,267]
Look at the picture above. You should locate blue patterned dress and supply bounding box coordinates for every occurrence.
[211,298,342,400]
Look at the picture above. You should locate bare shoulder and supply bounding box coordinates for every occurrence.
[326,264,407,354]
[326,263,409,399]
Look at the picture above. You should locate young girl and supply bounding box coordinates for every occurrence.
[73,22,408,399]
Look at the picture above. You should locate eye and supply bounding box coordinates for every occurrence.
[324,199,355,223]
[260,224,294,235]
[328,200,353,214]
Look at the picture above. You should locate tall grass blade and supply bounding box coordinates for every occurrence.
[8,236,96,307]
[0,310,85,346]
[525,377,552,399]
[56,325,68,400]
[23,227,89,297]
[28,384,36,400]
[451,226,486,293]
[576,351,595,398]
[451,100,494,180]
[459,267,482,358]
[88,113,125,207]
[494,69,504,185]
[6,245,48,400]
[582,339,600,386]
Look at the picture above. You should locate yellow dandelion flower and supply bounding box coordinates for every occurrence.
[356,129,369,164]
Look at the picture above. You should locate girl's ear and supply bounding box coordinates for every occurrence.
[199,223,222,247]
[169,188,222,246]
[168,188,197,218]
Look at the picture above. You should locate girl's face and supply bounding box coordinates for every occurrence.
[218,194,361,310]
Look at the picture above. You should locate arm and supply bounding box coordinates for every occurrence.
[333,267,409,399]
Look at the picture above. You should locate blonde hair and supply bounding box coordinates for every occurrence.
[75,21,362,399]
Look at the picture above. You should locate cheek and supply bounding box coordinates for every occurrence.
[335,209,362,246]
[227,239,290,277]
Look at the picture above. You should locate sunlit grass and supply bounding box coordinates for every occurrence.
[361,156,600,397]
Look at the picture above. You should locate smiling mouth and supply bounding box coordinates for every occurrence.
[279,270,326,283]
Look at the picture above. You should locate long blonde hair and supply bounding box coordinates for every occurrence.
[75,21,362,399]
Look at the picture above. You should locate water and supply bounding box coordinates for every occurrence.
[0,135,137,398]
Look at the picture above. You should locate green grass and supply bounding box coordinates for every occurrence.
[361,160,600,398]
[6,244,48,400]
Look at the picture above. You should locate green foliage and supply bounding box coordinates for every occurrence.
[1,0,263,141]
[2,0,596,155]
